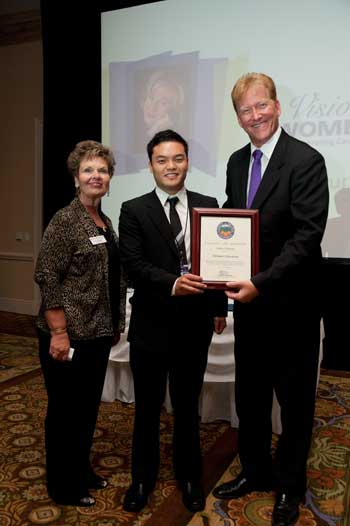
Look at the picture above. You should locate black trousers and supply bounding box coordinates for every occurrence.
[233,302,320,497]
[38,330,112,499]
[129,323,213,488]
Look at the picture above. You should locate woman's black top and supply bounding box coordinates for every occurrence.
[97,226,121,332]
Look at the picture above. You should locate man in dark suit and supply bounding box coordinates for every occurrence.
[119,129,227,513]
[213,73,329,526]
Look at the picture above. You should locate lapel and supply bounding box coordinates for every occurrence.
[71,197,99,238]
[234,145,251,209]
[145,190,179,258]
[250,129,288,209]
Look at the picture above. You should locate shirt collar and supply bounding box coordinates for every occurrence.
[155,186,187,207]
[250,126,281,161]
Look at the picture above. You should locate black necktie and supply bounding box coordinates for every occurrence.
[167,196,188,267]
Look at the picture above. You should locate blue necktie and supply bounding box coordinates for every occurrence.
[247,149,263,208]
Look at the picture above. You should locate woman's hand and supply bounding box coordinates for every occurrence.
[49,332,71,361]
[45,308,71,361]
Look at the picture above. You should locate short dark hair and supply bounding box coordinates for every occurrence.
[147,129,188,161]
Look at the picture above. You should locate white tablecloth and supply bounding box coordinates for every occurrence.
[101,296,134,403]
[102,294,287,434]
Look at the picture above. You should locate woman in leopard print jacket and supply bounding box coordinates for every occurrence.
[35,140,126,507]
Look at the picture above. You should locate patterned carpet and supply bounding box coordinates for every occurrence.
[189,373,350,526]
[0,333,40,385]
[1,325,349,526]
[0,311,37,338]
[0,332,233,526]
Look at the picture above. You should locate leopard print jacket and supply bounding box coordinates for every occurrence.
[35,197,126,339]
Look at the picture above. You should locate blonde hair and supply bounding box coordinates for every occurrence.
[231,73,277,112]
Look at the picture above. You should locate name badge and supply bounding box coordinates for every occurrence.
[89,235,107,245]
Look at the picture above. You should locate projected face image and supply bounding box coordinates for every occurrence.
[142,72,184,137]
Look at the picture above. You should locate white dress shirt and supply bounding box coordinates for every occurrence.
[155,186,191,266]
[246,127,282,201]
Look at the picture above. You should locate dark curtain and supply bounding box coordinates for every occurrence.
[40,0,161,227]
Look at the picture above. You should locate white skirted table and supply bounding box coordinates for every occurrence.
[101,314,134,404]
[102,294,290,434]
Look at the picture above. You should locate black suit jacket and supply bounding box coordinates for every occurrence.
[224,128,329,310]
[119,189,227,351]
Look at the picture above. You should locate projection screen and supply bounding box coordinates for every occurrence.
[101,0,350,259]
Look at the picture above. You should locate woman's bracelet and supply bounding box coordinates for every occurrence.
[50,327,67,335]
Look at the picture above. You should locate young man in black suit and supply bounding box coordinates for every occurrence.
[213,73,329,526]
[119,129,227,513]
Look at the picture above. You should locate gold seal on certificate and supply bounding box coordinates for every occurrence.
[191,208,259,289]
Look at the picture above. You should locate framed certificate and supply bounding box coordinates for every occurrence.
[191,208,259,289]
